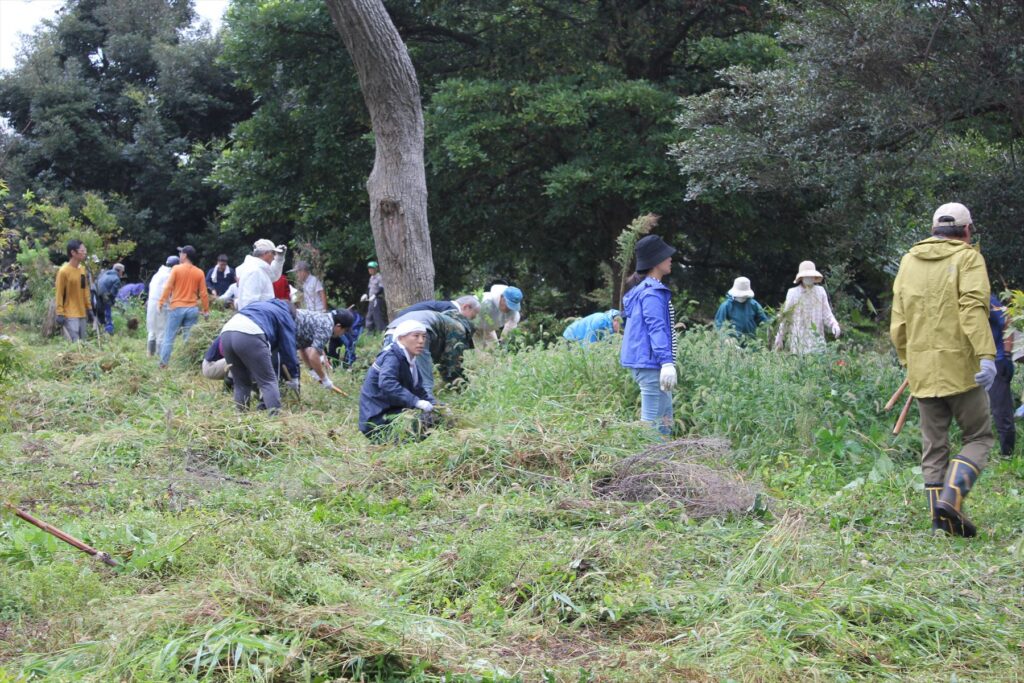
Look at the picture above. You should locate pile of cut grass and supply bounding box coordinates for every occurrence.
[1,327,1023,681]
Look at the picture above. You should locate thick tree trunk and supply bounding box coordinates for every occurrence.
[325,0,434,318]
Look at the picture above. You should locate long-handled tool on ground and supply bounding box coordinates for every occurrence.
[2,502,118,567]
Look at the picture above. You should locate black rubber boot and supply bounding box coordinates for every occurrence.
[925,483,951,534]
[935,456,982,538]
[147,339,157,356]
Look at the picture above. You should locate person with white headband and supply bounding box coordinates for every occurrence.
[359,319,437,441]
[774,260,841,354]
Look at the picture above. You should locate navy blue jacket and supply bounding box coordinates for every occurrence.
[206,266,236,296]
[359,344,434,434]
[237,299,299,379]
[989,293,1009,362]
[620,278,674,369]
[397,299,457,317]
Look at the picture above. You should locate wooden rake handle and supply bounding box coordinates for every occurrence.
[4,502,118,567]
[884,378,910,411]
[893,394,914,436]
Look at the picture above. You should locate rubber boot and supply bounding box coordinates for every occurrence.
[925,483,951,534]
[147,339,157,356]
[935,455,981,538]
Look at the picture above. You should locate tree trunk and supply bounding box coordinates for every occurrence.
[325,0,434,318]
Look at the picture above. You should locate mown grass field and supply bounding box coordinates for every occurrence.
[1,315,1023,682]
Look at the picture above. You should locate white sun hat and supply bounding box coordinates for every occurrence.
[727,277,754,299]
[794,260,823,284]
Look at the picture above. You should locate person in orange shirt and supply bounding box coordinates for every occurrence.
[157,245,209,368]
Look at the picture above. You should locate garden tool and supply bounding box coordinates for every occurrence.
[884,378,910,411]
[935,455,982,537]
[3,502,118,567]
[892,394,913,436]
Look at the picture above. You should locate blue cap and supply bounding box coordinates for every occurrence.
[165,255,180,266]
[503,286,523,312]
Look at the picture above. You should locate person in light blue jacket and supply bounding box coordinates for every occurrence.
[563,309,622,344]
[620,234,678,435]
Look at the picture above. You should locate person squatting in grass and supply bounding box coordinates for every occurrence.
[359,319,436,442]
[774,260,841,353]
[219,299,299,414]
[620,234,679,436]
[296,308,355,391]
[562,309,622,345]
[474,284,523,348]
[54,239,94,342]
[396,294,481,320]
[891,202,996,537]
[714,277,769,341]
[383,308,476,396]
[157,245,209,368]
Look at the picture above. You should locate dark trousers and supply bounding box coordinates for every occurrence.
[988,358,1015,455]
[221,331,281,413]
[918,386,993,483]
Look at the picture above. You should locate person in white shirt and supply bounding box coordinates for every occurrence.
[234,239,287,310]
[291,260,327,312]
[145,255,178,356]
[474,284,523,348]
[774,260,841,354]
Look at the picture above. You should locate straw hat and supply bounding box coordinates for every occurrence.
[793,260,823,284]
[727,277,754,299]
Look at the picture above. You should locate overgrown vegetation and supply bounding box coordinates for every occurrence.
[1,322,1022,681]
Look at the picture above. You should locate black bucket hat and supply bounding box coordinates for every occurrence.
[635,235,677,271]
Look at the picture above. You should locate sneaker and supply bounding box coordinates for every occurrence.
[1015,405,1024,420]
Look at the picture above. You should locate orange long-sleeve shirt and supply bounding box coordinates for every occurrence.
[158,263,209,313]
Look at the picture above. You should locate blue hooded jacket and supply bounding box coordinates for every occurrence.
[620,278,674,369]
[359,343,434,434]
[236,299,299,379]
[714,296,769,337]
[563,310,620,344]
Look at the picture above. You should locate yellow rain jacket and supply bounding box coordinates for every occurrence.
[891,237,995,398]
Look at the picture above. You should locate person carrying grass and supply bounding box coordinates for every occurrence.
[891,202,995,537]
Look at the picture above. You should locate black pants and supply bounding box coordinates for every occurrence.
[988,358,1015,455]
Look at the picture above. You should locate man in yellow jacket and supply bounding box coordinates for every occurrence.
[891,202,995,537]
[54,239,94,341]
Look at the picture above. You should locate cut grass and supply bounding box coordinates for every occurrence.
[0,327,1023,681]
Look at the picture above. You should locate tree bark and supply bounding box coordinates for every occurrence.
[325,0,434,317]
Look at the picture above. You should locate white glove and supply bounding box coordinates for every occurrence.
[321,377,334,390]
[659,363,677,392]
[307,369,320,383]
[368,295,376,302]
[975,359,997,391]
[415,400,434,412]
[284,378,300,392]
[831,322,841,337]
[360,294,369,302]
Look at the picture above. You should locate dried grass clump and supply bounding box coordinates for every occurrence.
[594,437,763,518]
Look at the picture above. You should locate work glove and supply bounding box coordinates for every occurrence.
[307,368,321,383]
[284,378,300,393]
[415,399,434,412]
[360,294,369,302]
[831,322,841,337]
[659,363,677,392]
[320,377,334,390]
[974,359,997,391]
[55,315,66,326]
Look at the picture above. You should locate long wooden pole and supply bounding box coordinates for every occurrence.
[3,502,118,567]
[893,394,914,436]
[884,378,910,411]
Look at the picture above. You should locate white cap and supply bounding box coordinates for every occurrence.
[253,238,285,254]
[932,202,972,228]
[393,320,427,338]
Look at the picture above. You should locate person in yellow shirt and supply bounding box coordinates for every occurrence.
[54,239,93,341]
[891,202,995,537]
[157,245,209,367]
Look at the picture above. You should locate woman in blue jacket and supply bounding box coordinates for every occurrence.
[620,234,678,435]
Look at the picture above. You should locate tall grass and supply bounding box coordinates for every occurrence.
[0,324,1022,681]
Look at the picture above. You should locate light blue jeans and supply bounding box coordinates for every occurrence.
[630,368,673,435]
[160,306,199,365]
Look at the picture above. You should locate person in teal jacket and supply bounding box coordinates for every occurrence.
[563,309,622,344]
[714,277,768,338]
